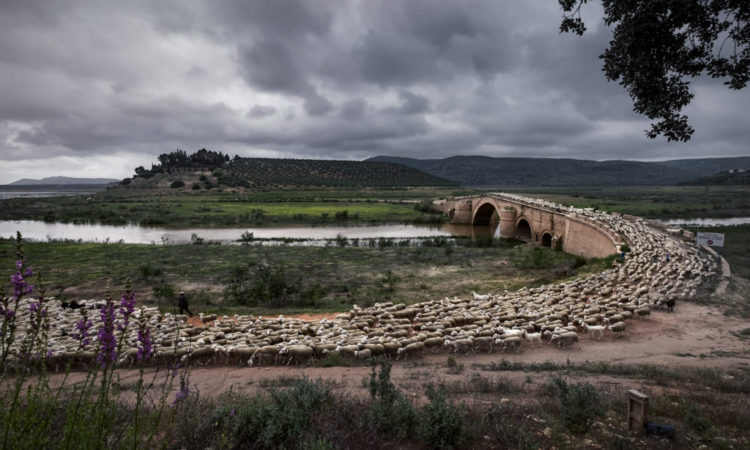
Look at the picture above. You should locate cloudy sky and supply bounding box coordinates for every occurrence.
[1,0,748,184]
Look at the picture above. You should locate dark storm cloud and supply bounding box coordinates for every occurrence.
[0,0,748,183]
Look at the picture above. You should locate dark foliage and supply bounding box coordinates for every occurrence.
[133,148,230,179]
[560,0,749,142]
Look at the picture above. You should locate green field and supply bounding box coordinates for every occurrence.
[0,187,477,227]
[518,185,750,219]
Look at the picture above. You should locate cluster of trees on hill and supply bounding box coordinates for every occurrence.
[132,149,231,179]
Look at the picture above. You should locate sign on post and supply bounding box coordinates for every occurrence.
[696,232,725,247]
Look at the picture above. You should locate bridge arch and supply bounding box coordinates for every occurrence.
[472,202,499,225]
[541,232,552,247]
[516,217,532,241]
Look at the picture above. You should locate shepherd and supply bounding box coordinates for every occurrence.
[178,291,193,317]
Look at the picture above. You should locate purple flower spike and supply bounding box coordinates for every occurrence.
[72,315,93,347]
[171,381,190,407]
[10,261,33,299]
[118,291,136,331]
[136,326,153,361]
[96,302,118,367]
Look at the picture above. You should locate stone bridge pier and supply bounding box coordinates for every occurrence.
[433,194,622,259]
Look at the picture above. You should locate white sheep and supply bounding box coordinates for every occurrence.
[471,291,490,301]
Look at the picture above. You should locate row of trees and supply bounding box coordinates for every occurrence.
[133,149,232,179]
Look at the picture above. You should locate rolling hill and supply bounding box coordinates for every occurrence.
[218,158,456,187]
[7,177,119,186]
[367,155,750,187]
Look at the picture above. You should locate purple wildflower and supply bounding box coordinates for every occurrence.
[96,301,118,367]
[171,379,190,407]
[136,326,153,361]
[10,261,34,298]
[72,314,93,347]
[169,362,181,378]
[118,290,136,331]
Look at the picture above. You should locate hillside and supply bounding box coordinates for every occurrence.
[220,158,456,187]
[127,156,456,188]
[367,155,700,187]
[679,170,750,186]
[7,176,119,186]
[659,156,750,176]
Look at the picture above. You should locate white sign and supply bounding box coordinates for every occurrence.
[697,232,725,247]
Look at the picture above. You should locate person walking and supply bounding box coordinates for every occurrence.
[178,291,193,317]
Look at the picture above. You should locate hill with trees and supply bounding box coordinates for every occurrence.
[126,151,456,188]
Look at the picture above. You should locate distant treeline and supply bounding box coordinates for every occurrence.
[132,149,231,179]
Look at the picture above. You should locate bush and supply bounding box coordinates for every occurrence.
[551,376,604,435]
[368,362,417,440]
[414,199,437,213]
[223,262,299,307]
[191,182,201,190]
[232,377,330,447]
[170,180,185,188]
[139,262,163,279]
[418,384,467,449]
[334,210,349,220]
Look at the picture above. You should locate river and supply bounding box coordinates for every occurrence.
[660,217,750,226]
[0,220,496,245]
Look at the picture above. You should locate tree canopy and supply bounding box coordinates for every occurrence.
[560,0,749,142]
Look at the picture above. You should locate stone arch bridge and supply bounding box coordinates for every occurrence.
[434,193,624,259]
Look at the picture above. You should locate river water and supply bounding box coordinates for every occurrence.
[0,220,494,245]
[660,217,750,226]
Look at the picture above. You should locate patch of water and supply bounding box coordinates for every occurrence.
[0,220,495,245]
[661,217,750,226]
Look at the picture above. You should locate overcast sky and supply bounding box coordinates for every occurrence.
[1,0,748,184]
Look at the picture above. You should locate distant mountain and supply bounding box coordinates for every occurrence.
[366,156,693,186]
[366,155,750,187]
[7,177,120,186]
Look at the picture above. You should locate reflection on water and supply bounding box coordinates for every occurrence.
[661,217,750,226]
[0,220,502,245]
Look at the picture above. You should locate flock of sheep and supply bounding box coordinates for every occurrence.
[7,194,719,369]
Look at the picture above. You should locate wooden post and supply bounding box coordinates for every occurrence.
[628,389,649,431]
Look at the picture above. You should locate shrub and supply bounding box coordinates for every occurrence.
[417,384,467,449]
[550,376,604,435]
[232,377,330,447]
[223,262,299,307]
[239,231,254,244]
[414,199,437,213]
[170,180,185,188]
[138,262,163,279]
[334,210,349,220]
[368,362,417,440]
[191,182,201,190]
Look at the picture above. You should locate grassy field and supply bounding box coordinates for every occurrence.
[0,186,477,227]
[0,237,601,315]
[520,185,750,219]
